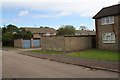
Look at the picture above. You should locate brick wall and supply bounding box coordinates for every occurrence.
[33,33,41,38]
[118,15,120,52]
[96,16,119,51]
[65,37,92,52]
[14,39,23,48]
[41,36,94,52]
[41,36,65,51]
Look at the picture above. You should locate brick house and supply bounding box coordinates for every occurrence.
[22,27,57,38]
[75,30,95,36]
[93,4,120,51]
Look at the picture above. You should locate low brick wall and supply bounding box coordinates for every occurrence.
[41,36,95,52]
[14,39,23,48]
[41,36,65,51]
[65,37,92,52]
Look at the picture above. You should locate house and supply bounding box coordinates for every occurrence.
[22,27,57,38]
[75,30,95,35]
[93,4,120,51]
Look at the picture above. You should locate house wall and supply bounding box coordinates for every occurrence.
[33,33,41,38]
[41,36,65,51]
[33,33,56,38]
[41,36,94,52]
[14,39,23,48]
[118,15,120,51]
[96,15,119,51]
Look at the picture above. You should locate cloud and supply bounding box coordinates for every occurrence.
[1,19,22,23]
[2,0,119,17]
[18,10,29,16]
[33,11,71,18]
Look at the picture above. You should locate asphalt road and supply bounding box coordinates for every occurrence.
[2,49,118,78]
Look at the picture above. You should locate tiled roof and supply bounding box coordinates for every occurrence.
[23,27,57,33]
[75,30,96,35]
[93,4,120,19]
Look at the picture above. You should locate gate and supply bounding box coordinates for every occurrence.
[33,39,40,47]
[23,40,31,48]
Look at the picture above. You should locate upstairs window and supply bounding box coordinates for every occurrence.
[46,33,50,36]
[101,16,114,25]
[102,33,115,43]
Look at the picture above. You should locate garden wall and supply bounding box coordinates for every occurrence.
[41,35,95,52]
[41,36,65,51]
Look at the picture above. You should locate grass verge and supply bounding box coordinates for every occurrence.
[65,49,118,62]
[29,50,63,55]
[29,49,118,62]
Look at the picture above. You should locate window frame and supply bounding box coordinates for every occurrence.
[102,32,115,43]
[101,16,114,25]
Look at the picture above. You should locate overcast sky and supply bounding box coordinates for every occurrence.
[0,0,119,30]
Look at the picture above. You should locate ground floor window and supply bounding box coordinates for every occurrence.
[102,32,115,43]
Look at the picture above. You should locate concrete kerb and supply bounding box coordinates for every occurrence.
[18,51,119,73]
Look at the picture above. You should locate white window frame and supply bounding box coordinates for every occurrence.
[54,33,56,35]
[101,16,114,25]
[102,32,115,43]
[46,33,50,36]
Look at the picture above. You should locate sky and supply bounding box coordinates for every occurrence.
[0,0,119,30]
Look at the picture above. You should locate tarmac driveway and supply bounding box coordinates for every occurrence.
[2,49,118,78]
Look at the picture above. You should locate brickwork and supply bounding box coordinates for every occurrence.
[41,36,94,52]
[96,16,119,51]
[14,39,23,48]
[41,36,65,51]
[65,37,92,52]
[34,33,41,38]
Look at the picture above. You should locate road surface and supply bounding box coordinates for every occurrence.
[2,49,118,78]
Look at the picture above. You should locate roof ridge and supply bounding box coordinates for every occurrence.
[103,4,119,9]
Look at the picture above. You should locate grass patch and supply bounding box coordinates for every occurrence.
[65,49,118,62]
[29,50,63,55]
[29,49,118,62]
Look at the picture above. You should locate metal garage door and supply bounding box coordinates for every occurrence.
[23,40,31,48]
[33,39,40,47]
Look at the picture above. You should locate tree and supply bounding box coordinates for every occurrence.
[2,24,33,46]
[79,25,88,30]
[57,25,75,36]
[2,27,7,34]
[40,26,50,28]
[22,31,33,38]
[6,24,19,32]
[40,26,43,28]
[2,32,13,43]
[44,26,50,28]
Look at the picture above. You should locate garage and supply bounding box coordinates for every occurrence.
[33,39,40,47]
[22,39,31,48]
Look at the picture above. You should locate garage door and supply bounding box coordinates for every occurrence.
[33,39,40,47]
[23,40,31,48]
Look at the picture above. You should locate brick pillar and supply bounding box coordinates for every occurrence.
[21,39,23,48]
[31,38,34,48]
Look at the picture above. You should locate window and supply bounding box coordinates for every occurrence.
[46,33,50,36]
[102,33,115,43]
[54,33,56,35]
[101,16,114,25]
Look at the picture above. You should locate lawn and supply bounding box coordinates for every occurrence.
[29,50,63,55]
[66,50,118,62]
[29,49,118,62]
